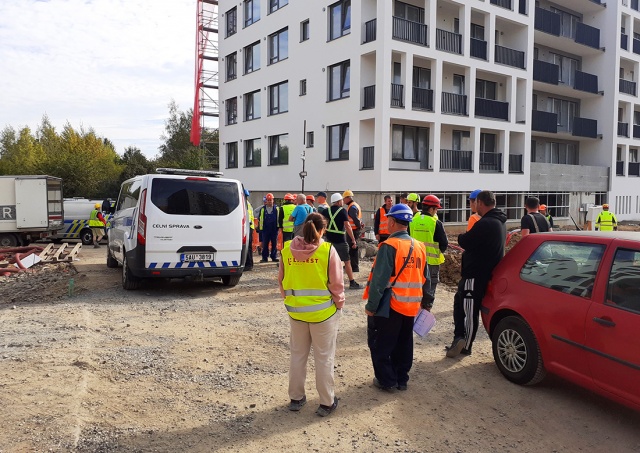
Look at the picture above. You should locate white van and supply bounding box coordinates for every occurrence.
[51,198,114,245]
[107,168,249,290]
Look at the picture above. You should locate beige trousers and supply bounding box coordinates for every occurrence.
[288,311,340,407]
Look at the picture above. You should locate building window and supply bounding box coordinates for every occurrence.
[413,66,430,89]
[268,28,288,65]
[300,79,307,96]
[328,60,350,101]
[394,0,425,22]
[269,0,288,14]
[480,133,497,153]
[226,52,237,81]
[392,124,428,161]
[550,98,578,130]
[301,19,310,41]
[453,74,465,94]
[268,81,288,115]
[630,148,638,162]
[245,139,262,167]
[227,142,238,169]
[328,123,349,160]
[226,7,237,37]
[551,52,579,85]
[244,0,260,27]
[269,134,289,165]
[225,97,237,125]
[329,0,351,40]
[307,131,314,148]
[476,79,497,100]
[244,41,260,74]
[533,141,578,164]
[244,90,261,121]
[452,130,470,150]
[471,23,485,41]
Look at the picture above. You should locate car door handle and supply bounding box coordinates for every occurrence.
[593,317,616,327]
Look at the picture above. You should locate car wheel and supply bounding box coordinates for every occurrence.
[80,229,94,246]
[221,274,241,287]
[122,254,141,290]
[106,247,119,269]
[0,233,18,247]
[492,316,546,386]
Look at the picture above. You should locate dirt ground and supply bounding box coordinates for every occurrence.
[1,244,640,452]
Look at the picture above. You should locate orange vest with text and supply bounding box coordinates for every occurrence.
[377,206,389,236]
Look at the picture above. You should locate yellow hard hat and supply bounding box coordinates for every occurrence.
[342,190,354,198]
[407,193,420,202]
[94,203,101,209]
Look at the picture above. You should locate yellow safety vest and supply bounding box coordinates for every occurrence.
[281,203,295,232]
[247,201,255,230]
[596,211,616,231]
[326,206,345,234]
[281,241,337,323]
[409,213,444,265]
[89,209,104,227]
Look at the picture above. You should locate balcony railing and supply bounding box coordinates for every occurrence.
[412,87,434,111]
[363,18,376,43]
[572,117,597,138]
[634,124,640,138]
[622,33,629,50]
[440,149,473,171]
[619,79,637,96]
[532,110,558,133]
[363,85,375,110]
[634,38,640,55]
[475,98,509,120]
[495,45,525,69]
[480,152,503,172]
[391,83,404,107]
[574,70,598,94]
[616,161,625,176]
[490,0,512,9]
[470,38,487,60]
[535,7,561,36]
[629,162,640,176]
[509,154,524,173]
[618,122,629,137]
[441,92,468,115]
[436,29,462,54]
[575,22,600,49]
[533,60,559,85]
[362,146,374,170]
[392,16,428,46]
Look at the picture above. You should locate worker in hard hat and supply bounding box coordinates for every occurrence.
[315,192,329,213]
[406,193,420,216]
[595,204,618,231]
[279,193,296,243]
[89,202,107,248]
[306,194,317,213]
[467,189,482,231]
[539,204,554,231]
[343,190,363,273]
[258,193,280,262]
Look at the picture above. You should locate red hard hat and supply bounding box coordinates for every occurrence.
[422,194,442,208]
[306,195,315,201]
[265,193,274,200]
[284,193,294,201]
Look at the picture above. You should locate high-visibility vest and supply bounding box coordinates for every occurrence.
[281,203,295,232]
[247,201,255,230]
[281,241,337,323]
[347,201,362,230]
[326,206,345,234]
[596,211,616,231]
[259,206,278,230]
[377,206,389,235]
[409,213,444,265]
[467,213,481,231]
[89,210,104,227]
[363,237,426,317]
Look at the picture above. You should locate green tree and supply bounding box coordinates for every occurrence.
[0,125,46,175]
[157,100,202,169]
[119,146,156,181]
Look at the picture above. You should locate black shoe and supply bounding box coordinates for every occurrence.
[289,395,307,411]
[259,259,268,263]
[373,377,395,392]
[397,383,408,391]
[446,338,466,358]
[315,396,338,417]
[272,258,279,262]
[460,348,472,356]
[349,281,361,290]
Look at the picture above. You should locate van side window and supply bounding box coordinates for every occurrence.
[117,180,141,211]
[607,248,640,313]
[150,179,240,215]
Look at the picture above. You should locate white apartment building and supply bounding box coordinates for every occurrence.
[218,0,640,225]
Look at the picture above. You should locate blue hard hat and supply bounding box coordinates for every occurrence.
[387,204,414,222]
[244,189,250,197]
[469,189,482,200]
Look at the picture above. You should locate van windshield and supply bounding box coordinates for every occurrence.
[150,179,240,216]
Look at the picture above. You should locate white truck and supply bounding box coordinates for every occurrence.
[0,175,64,247]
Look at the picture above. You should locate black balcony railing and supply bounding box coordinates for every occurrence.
[519,0,527,14]
[495,45,525,69]
[532,110,558,133]
[412,87,434,111]
[509,154,524,173]
[634,38,640,55]
[634,124,640,138]
[633,0,639,11]
[533,59,559,85]
[475,98,509,120]
[436,29,462,54]
[629,162,640,176]
[363,18,377,43]
[480,152,503,172]
[392,16,428,46]
[572,117,597,138]
[440,149,473,171]
[470,38,487,60]
[362,146,374,170]
[619,79,637,96]
[535,7,561,36]
[490,0,512,9]
[442,92,468,115]
[575,22,600,49]
[363,85,375,109]
[618,122,629,137]
[616,161,625,176]
[391,83,404,107]
[622,33,629,50]
[574,70,598,94]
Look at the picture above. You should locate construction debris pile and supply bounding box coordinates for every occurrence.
[0,243,82,277]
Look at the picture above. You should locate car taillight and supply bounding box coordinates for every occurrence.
[137,188,147,245]
[186,177,209,181]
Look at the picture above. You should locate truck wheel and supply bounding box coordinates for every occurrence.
[80,229,94,245]
[221,274,241,287]
[106,247,119,269]
[0,234,18,247]
[122,254,141,290]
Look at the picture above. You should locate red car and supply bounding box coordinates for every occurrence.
[481,231,640,411]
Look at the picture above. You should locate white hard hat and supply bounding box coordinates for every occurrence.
[331,193,343,203]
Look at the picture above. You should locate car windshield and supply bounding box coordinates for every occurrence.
[150,179,240,216]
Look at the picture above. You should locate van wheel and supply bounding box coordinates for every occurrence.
[122,255,141,290]
[107,247,119,269]
[221,275,241,287]
[0,234,18,247]
[80,229,94,245]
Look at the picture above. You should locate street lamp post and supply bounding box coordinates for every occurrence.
[299,149,307,192]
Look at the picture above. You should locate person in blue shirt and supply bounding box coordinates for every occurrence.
[290,194,314,237]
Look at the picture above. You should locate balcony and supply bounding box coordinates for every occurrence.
[621,33,629,51]
[392,16,428,46]
[619,79,637,96]
[634,38,640,55]
[391,83,404,108]
[509,154,524,173]
[475,98,509,120]
[630,162,640,176]
[575,22,600,49]
[535,7,560,36]
[470,38,487,60]
[436,29,462,54]
[440,149,473,171]
[573,71,598,94]
[532,110,558,133]
[442,92,468,115]
[362,85,375,110]
[618,122,629,137]
[572,117,598,138]
[616,161,624,176]
[533,60,559,85]
[362,146,374,170]
[634,124,640,138]
[495,45,525,69]
[480,152,503,172]
[363,18,376,43]
[412,87,434,111]
[490,0,512,9]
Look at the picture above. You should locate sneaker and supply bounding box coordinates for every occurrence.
[460,348,472,356]
[446,338,466,358]
[396,383,408,391]
[288,395,306,411]
[372,377,395,392]
[259,259,268,263]
[349,281,361,290]
[272,258,279,262]
[315,396,338,417]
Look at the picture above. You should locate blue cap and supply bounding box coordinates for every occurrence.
[469,189,482,200]
[387,204,414,223]
[244,189,250,197]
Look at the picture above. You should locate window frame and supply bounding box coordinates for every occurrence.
[269,134,289,166]
[480,132,497,153]
[268,27,288,65]
[244,41,261,74]
[226,7,238,37]
[225,97,237,125]
[300,79,307,96]
[226,52,237,81]
[269,0,288,14]
[301,19,310,42]
[392,124,429,162]
[606,247,640,313]
[244,0,260,27]
[327,123,350,161]
[268,80,289,115]
[328,60,350,101]
[227,142,238,169]
[329,0,351,41]
[306,131,314,148]
[244,138,262,167]
[476,79,497,100]
[244,89,261,121]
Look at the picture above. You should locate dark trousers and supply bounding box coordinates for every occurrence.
[282,231,294,243]
[367,308,415,387]
[246,230,254,268]
[347,228,361,271]
[453,277,487,353]
[261,228,278,260]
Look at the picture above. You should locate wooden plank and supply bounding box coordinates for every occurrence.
[63,243,82,262]
[51,243,68,262]
[38,243,54,258]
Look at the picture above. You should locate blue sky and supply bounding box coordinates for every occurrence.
[0,0,201,158]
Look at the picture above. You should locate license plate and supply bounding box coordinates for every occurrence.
[180,253,214,262]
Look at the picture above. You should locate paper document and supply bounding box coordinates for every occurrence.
[413,309,436,337]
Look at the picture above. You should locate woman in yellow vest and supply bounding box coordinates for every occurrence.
[278,212,345,417]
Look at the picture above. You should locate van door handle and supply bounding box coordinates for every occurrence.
[593,317,616,327]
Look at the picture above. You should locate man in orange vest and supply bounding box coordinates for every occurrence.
[343,190,363,272]
[364,204,428,392]
[374,195,393,242]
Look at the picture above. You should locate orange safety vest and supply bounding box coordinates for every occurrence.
[363,237,426,317]
[347,201,362,230]
[378,206,389,236]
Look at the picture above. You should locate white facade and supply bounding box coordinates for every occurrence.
[219,0,640,223]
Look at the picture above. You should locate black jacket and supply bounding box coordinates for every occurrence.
[458,208,507,281]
